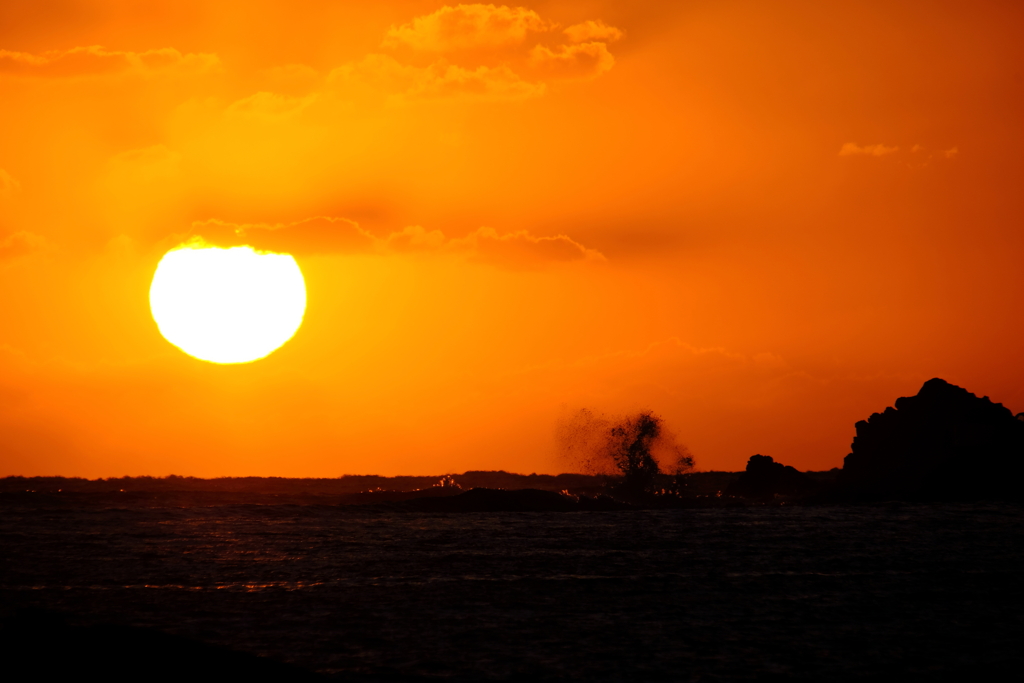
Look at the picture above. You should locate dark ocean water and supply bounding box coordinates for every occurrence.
[1,500,1021,681]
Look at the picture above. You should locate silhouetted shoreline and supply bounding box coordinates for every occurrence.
[4,377,1021,510]
[0,470,609,496]
[0,470,844,510]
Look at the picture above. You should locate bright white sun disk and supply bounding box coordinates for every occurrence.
[150,244,306,364]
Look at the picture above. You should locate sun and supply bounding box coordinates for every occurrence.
[149,243,307,364]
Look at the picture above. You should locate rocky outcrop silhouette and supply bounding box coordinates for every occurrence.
[725,455,815,499]
[839,378,1024,500]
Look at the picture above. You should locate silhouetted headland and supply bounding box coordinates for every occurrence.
[836,377,1024,501]
[722,378,1024,503]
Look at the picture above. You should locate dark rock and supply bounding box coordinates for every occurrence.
[839,378,1024,500]
[725,455,816,499]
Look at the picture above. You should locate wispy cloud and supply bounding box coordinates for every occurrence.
[328,54,545,102]
[382,4,555,52]
[187,218,605,268]
[564,20,624,44]
[839,142,899,157]
[0,46,220,78]
[308,4,625,104]
[528,42,616,81]
[189,217,376,257]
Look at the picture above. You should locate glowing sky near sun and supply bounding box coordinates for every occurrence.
[1,1,1023,477]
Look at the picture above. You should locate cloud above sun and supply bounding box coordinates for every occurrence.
[188,218,605,268]
[189,218,377,257]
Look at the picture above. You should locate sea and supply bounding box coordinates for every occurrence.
[1,498,1021,681]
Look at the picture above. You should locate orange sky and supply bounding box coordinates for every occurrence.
[2,0,1023,477]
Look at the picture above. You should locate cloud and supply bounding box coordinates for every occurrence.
[410,62,543,99]
[563,20,624,44]
[384,225,450,251]
[190,217,376,257]
[449,226,607,267]
[386,225,605,266]
[187,218,604,267]
[0,232,49,262]
[328,53,544,102]
[283,7,620,106]
[407,61,540,99]
[346,6,618,101]
[382,4,555,52]
[892,144,959,165]
[0,168,21,198]
[0,46,220,78]
[384,225,605,265]
[839,142,899,157]
[528,42,616,81]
